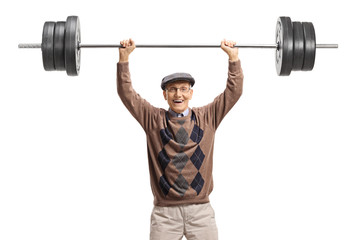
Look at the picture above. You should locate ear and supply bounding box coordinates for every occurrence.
[189,89,193,100]
[163,90,167,100]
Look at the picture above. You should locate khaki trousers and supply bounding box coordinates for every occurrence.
[150,203,218,240]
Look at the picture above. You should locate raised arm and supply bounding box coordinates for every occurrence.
[201,39,244,130]
[117,39,159,131]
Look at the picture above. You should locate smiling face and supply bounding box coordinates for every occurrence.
[163,80,193,114]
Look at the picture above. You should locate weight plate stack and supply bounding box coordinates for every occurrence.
[65,16,81,76]
[302,22,316,71]
[292,21,305,71]
[54,21,66,71]
[275,17,293,76]
[42,21,56,71]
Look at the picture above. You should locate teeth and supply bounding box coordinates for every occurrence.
[174,100,183,103]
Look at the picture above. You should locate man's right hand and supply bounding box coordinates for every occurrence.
[119,39,136,63]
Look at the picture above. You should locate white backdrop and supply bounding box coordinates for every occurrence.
[1,0,359,239]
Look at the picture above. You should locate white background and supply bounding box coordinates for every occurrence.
[1,0,359,239]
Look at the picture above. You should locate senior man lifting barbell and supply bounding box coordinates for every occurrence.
[117,38,243,240]
[17,15,338,239]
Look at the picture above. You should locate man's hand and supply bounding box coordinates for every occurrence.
[221,39,239,61]
[119,39,136,63]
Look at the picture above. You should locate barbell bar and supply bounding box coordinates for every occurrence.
[18,16,338,76]
[17,43,337,48]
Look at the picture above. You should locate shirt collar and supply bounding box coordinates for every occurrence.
[168,108,189,118]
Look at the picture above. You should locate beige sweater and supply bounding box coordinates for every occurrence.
[117,60,243,206]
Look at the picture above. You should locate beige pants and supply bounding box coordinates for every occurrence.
[150,202,218,240]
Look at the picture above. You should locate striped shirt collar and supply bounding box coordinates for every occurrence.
[168,108,189,118]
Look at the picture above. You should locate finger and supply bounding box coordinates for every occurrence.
[221,39,225,47]
[228,40,235,47]
[129,38,134,46]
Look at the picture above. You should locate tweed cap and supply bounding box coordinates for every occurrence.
[161,72,195,90]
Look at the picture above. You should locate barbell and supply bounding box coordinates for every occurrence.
[18,16,338,76]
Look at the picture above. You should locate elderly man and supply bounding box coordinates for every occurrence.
[117,38,243,240]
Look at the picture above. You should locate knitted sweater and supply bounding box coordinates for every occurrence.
[117,60,243,206]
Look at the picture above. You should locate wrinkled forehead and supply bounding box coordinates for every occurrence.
[165,80,191,89]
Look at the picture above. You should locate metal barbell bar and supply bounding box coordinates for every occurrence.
[18,16,338,76]
[19,43,279,48]
[18,43,338,48]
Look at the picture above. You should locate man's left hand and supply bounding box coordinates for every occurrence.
[221,39,239,61]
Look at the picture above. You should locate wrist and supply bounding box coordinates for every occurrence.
[228,53,238,61]
[229,56,239,61]
[119,56,129,63]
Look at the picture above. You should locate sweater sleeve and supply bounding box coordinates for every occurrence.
[117,62,160,132]
[202,59,244,130]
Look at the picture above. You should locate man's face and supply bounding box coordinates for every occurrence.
[163,80,193,114]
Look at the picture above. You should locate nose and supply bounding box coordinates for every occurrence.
[174,88,182,96]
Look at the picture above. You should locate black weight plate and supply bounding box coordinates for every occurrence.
[302,22,316,71]
[292,22,305,71]
[275,17,293,76]
[41,21,56,71]
[54,21,66,70]
[65,16,81,76]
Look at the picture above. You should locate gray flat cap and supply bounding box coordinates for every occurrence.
[161,72,195,90]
